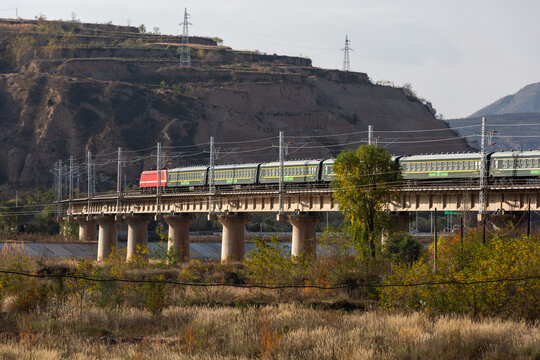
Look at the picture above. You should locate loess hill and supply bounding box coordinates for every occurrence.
[0,18,470,192]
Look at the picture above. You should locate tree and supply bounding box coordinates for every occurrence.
[383,231,421,265]
[212,37,224,46]
[333,145,402,257]
[138,24,146,33]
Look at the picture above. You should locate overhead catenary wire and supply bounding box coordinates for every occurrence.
[53,120,540,165]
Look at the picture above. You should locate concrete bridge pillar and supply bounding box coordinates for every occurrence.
[288,213,321,258]
[218,213,250,262]
[126,216,152,261]
[97,216,118,261]
[165,214,195,263]
[78,217,97,242]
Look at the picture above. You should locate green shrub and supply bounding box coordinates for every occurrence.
[383,231,422,265]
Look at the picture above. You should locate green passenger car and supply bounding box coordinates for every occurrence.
[213,164,259,185]
[321,159,336,182]
[259,160,322,184]
[167,166,208,187]
[490,151,540,177]
[399,153,482,180]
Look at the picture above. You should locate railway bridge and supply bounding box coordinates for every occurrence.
[62,181,540,262]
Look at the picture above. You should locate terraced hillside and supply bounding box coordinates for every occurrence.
[0,18,470,192]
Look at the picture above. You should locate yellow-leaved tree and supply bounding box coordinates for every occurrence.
[332,144,402,257]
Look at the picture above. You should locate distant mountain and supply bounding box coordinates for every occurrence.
[470,82,540,117]
[447,113,540,151]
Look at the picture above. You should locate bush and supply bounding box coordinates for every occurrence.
[244,237,312,286]
[383,231,421,265]
[380,232,540,319]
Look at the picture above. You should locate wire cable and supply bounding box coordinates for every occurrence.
[0,269,536,290]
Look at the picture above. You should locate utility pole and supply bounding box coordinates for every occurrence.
[479,117,487,239]
[69,155,73,215]
[156,142,161,217]
[87,151,92,214]
[278,131,284,217]
[76,165,80,197]
[460,215,464,250]
[433,208,438,272]
[179,8,192,66]
[208,136,215,218]
[527,197,531,237]
[341,35,351,72]
[368,125,374,145]
[92,160,96,195]
[117,147,122,215]
[57,159,62,219]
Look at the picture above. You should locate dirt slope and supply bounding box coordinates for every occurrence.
[0,18,470,192]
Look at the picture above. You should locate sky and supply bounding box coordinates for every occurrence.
[2,0,540,118]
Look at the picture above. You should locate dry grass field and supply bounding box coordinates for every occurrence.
[0,231,537,359]
[0,303,538,359]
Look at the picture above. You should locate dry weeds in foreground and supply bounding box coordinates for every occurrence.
[0,304,538,359]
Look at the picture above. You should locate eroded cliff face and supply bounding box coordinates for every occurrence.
[0,18,470,191]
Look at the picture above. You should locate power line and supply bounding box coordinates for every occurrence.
[0,269,536,290]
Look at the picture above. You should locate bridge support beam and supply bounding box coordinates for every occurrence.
[126,216,152,261]
[165,214,195,263]
[218,213,250,262]
[288,213,321,258]
[77,217,97,242]
[97,216,117,261]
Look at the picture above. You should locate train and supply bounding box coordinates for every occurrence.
[139,150,540,190]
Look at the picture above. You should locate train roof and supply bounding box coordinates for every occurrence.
[400,153,481,161]
[491,150,540,158]
[214,163,261,169]
[168,166,208,172]
[261,160,323,167]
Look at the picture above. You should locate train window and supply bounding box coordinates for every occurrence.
[527,158,532,168]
